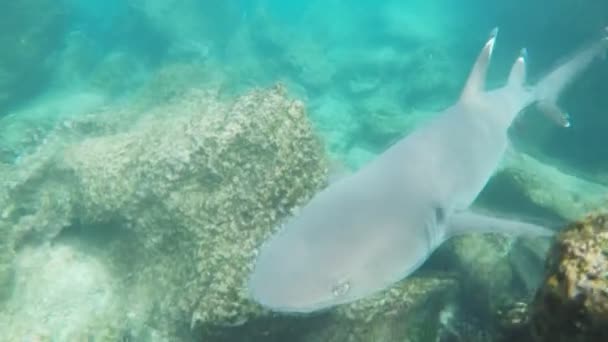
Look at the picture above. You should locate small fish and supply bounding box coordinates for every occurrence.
[248,28,608,313]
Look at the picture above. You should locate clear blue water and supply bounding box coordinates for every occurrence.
[0,0,607,341]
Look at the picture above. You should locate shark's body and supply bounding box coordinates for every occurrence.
[249,29,608,313]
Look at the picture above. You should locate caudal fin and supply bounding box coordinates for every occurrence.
[534,29,608,105]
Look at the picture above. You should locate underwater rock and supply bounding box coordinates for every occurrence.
[530,212,608,342]
[60,84,328,337]
[0,0,67,111]
[499,151,608,221]
[0,84,328,339]
[0,242,118,340]
[201,275,459,342]
[509,237,552,294]
[301,275,459,342]
[447,234,551,341]
[448,234,517,316]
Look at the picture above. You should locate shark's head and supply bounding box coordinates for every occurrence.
[248,179,437,313]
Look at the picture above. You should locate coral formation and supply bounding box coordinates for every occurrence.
[531,212,608,342]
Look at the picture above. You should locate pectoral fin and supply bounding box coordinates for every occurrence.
[446,209,556,238]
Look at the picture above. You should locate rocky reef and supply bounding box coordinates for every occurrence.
[0,75,487,342]
[530,212,608,342]
[203,274,460,342]
[0,65,606,341]
[0,83,330,339]
[1,1,607,340]
[0,77,474,341]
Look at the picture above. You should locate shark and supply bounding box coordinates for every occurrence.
[248,28,608,313]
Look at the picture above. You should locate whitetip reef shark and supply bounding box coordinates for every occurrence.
[248,28,608,313]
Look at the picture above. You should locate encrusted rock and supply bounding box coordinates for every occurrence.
[531,213,608,342]
[0,84,329,339]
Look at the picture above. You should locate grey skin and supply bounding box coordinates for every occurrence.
[248,28,608,314]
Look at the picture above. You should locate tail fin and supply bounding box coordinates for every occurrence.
[534,30,608,105]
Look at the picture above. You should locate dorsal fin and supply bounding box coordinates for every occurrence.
[461,28,499,102]
[508,48,527,88]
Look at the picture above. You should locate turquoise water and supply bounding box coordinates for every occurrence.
[0,0,607,341]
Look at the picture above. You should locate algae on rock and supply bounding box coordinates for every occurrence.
[0,84,329,339]
[61,84,329,335]
[531,212,608,342]
[448,234,517,316]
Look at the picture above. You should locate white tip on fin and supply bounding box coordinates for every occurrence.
[461,27,499,101]
[508,48,527,87]
[536,100,571,128]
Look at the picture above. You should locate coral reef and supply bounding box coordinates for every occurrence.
[530,212,608,342]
